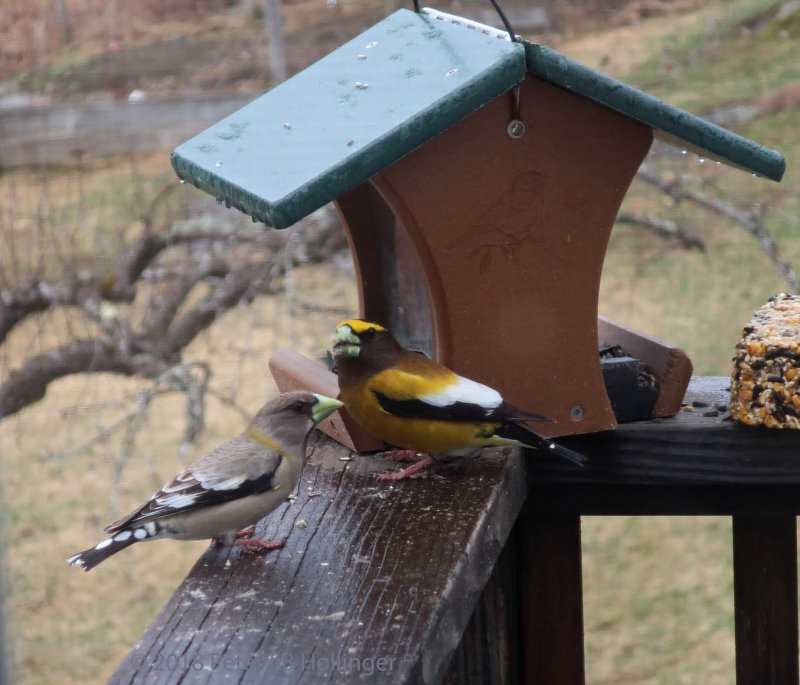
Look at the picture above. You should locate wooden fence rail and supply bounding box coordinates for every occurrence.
[112,377,800,683]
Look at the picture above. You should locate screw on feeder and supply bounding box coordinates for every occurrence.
[507,120,525,139]
[506,85,524,138]
[570,405,585,421]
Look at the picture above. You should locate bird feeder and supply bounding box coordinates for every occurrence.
[171,8,785,450]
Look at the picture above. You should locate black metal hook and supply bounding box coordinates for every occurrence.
[490,0,520,41]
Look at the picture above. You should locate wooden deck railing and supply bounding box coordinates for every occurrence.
[111,377,800,684]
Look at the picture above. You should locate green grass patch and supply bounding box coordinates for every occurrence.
[622,0,800,112]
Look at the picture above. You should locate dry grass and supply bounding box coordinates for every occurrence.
[583,516,735,685]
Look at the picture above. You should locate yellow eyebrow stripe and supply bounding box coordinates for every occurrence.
[338,319,387,335]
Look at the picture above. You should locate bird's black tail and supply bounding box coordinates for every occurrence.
[521,431,587,466]
[499,423,587,466]
[67,534,138,572]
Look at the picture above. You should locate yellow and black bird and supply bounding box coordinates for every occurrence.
[67,391,342,571]
[331,319,585,478]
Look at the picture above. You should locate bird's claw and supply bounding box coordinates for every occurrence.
[373,456,434,480]
[378,449,428,463]
[210,525,258,547]
[234,537,286,554]
[234,525,257,540]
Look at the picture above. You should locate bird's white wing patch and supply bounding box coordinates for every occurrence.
[154,472,248,510]
[200,474,249,491]
[420,375,502,412]
[160,472,195,493]
[155,492,200,509]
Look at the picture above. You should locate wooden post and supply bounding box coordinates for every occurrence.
[733,515,799,684]
[518,501,585,684]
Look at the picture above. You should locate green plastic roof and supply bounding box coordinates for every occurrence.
[524,43,785,181]
[172,8,785,229]
[172,9,524,228]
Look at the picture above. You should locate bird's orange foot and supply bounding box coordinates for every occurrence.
[234,537,286,554]
[234,525,257,540]
[378,449,427,463]
[374,455,434,480]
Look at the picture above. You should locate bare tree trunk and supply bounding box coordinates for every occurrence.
[265,0,287,83]
[53,0,72,45]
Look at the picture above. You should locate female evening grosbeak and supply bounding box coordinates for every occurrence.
[67,391,342,571]
[331,319,586,479]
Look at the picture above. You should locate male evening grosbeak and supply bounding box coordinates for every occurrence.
[67,391,342,571]
[331,319,586,479]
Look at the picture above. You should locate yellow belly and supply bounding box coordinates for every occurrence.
[340,385,508,454]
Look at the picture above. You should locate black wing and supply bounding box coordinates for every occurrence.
[374,391,553,424]
[105,458,281,534]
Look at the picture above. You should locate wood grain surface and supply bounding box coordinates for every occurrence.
[111,442,527,684]
[531,376,800,515]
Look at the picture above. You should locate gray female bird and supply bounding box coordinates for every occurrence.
[67,391,342,571]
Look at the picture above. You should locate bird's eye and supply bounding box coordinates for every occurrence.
[291,401,305,413]
[364,327,376,340]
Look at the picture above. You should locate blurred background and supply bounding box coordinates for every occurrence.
[0,0,798,682]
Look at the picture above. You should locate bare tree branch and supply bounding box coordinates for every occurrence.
[616,211,706,251]
[108,233,170,301]
[106,362,210,516]
[156,262,269,359]
[0,202,348,420]
[0,340,153,418]
[637,165,798,291]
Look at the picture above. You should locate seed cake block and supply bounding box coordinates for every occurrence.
[731,293,800,428]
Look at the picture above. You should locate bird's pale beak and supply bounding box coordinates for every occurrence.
[330,325,361,359]
[311,394,343,423]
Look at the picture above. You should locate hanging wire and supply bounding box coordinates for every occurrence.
[489,0,520,41]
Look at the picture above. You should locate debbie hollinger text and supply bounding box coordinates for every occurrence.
[297,652,397,675]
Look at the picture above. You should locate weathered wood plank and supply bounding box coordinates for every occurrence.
[540,377,800,485]
[530,482,800,515]
[733,515,799,685]
[110,440,528,684]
